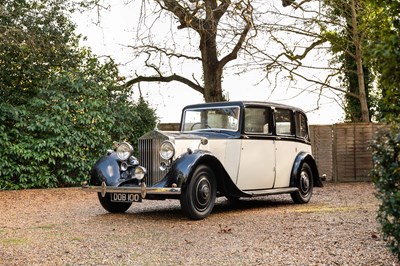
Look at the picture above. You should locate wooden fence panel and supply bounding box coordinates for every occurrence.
[320,123,388,182]
[334,124,357,182]
[158,123,180,131]
[354,124,375,181]
[310,125,333,181]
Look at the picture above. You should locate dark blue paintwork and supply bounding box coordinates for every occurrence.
[290,152,323,188]
[89,149,247,198]
[90,153,121,186]
[156,150,245,197]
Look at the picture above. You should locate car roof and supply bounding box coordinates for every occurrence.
[182,101,307,114]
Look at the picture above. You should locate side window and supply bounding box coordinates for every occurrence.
[295,112,309,139]
[275,109,293,135]
[244,107,271,134]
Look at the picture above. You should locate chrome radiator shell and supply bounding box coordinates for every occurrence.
[138,131,170,186]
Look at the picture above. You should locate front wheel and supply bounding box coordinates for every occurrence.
[180,165,217,220]
[97,193,132,213]
[291,162,314,204]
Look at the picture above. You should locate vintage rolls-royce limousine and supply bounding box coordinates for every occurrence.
[83,101,324,219]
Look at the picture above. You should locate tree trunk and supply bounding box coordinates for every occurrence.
[351,0,370,122]
[199,28,224,102]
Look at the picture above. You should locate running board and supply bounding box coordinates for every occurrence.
[243,187,298,197]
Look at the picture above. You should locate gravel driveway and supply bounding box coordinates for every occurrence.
[0,182,398,265]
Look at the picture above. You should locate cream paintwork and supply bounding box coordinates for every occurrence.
[172,137,310,191]
[172,139,242,183]
[274,140,311,188]
[236,139,276,190]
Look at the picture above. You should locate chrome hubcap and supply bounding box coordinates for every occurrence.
[195,176,211,211]
[300,171,310,194]
[201,184,210,198]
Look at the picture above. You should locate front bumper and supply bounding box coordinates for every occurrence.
[82,181,181,198]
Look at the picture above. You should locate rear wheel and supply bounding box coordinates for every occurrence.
[97,193,132,213]
[180,165,216,220]
[291,162,314,204]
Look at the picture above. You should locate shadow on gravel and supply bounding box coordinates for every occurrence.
[214,197,294,213]
[92,197,294,221]
[209,197,295,218]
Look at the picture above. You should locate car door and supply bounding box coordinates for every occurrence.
[274,108,298,188]
[236,107,276,190]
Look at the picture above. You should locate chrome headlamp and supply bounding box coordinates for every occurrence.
[116,142,134,161]
[160,141,175,160]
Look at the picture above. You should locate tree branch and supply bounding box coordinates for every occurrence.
[219,24,251,68]
[129,45,202,61]
[219,1,252,68]
[273,60,360,99]
[124,74,205,95]
[213,0,231,21]
[159,0,202,31]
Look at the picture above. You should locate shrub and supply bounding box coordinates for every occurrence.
[0,0,157,189]
[370,125,400,260]
[0,59,157,189]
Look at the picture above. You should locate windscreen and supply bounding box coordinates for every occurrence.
[182,106,240,132]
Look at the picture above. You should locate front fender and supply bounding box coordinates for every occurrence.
[159,150,211,188]
[290,152,323,188]
[90,153,121,186]
[160,150,245,197]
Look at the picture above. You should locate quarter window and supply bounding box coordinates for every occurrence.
[275,109,293,135]
[295,112,309,139]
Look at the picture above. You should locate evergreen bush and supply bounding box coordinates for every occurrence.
[371,125,400,260]
[0,0,157,189]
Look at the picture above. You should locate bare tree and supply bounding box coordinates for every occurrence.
[261,0,371,121]
[80,0,368,122]
[125,0,255,102]
[123,0,327,104]
[86,0,367,118]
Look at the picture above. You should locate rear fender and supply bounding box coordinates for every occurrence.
[290,152,323,188]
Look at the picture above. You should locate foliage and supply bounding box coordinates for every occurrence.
[321,0,373,122]
[0,0,157,189]
[371,125,400,260]
[368,1,400,260]
[363,0,400,122]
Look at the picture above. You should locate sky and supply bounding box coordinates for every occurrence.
[72,2,345,125]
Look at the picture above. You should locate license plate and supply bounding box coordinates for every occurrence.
[110,193,142,203]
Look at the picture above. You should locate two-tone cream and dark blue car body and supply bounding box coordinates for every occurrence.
[83,101,323,220]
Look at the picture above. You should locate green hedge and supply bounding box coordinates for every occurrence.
[0,60,157,189]
[371,125,400,260]
[0,0,157,189]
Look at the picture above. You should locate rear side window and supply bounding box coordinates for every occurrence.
[295,112,309,140]
[275,109,293,135]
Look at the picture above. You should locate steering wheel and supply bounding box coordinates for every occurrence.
[190,122,211,130]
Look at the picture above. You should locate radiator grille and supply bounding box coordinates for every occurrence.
[138,137,166,186]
